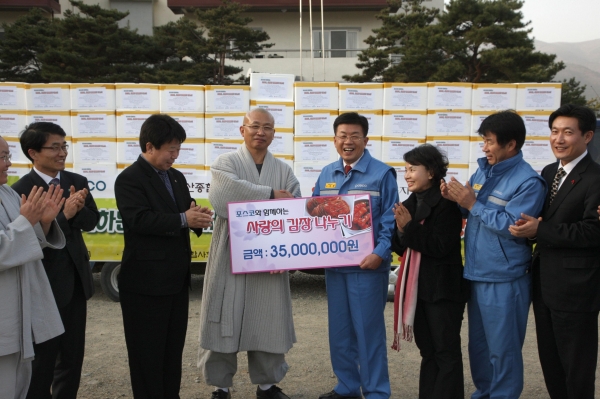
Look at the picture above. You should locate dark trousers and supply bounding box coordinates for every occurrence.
[120,287,189,399]
[413,297,465,399]
[533,269,599,399]
[26,278,87,399]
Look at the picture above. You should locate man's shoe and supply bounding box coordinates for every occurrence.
[256,385,291,399]
[211,389,231,399]
[318,390,361,399]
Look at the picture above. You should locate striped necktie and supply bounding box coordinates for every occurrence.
[49,178,60,186]
[549,167,566,205]
[158,170,176,203]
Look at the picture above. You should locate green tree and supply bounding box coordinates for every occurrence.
[344,0,439,82]
[560,77,588,106]
[192,0,273,84]
[145,18,216,84]
[39,0,157,83]
[0,8,57,82]
[346,0,565,83]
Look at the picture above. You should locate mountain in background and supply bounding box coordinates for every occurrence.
[535,39,600,100]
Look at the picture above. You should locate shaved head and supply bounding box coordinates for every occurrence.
[244,108,275,125]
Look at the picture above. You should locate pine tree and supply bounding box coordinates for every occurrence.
[192,0,273,84]
[0,8,57,82]
[39,0,157,83]
[560,77,588,106]
[346,0,565,83]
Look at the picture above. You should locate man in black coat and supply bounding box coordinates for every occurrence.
[114,114,213,398]
[510,104,600,398]
[12,122,99,399]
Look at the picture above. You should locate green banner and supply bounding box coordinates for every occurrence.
[83,198,213,262]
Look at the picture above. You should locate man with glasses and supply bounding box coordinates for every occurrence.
[12,122,99,399]
[313,112,398,399]
[198,108,300,399]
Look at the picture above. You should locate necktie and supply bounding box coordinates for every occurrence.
[549,167,566,205]
[344,165,352,175]
[49,178,60,186]
[158,170,176,203]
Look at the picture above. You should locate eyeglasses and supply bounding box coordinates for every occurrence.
[40,145,69,153]
[243,125,274,134]
[0,153,11,164]
[335,135,364,142]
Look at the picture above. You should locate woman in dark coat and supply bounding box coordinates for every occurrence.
[391,144,469,399]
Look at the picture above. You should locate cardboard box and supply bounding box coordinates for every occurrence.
[294,82,339,110]
[383,83,428,110]
[471,111,494,137]
[293,136,338,163]
[71,110,116,138]
[521,137,556,163]
[382,110,427,138]
[381,137,426,163]
[0,110,27,137]
[0,82,27,110]
[271,130,294,155]
[70,83,116,110]
[26,83,71,111]
[471,83,517,111]
[204,112,245,139]
[365,136,382,160]
[427,109,471,136]
[518,111,552,137]
[204,139,244,165]
[516,83,561,111]
[72,137,117,163]
[159,84,205,113]
[116,111,157,138]
[294,110,338,136]
[115,83,160,111]
[250,73,295,102]
[427,83,472,110]
[427,136,470,164]
[205,85,250,112]
[170,112,205,138]
[338,83,383,110]
[177,139,205,165]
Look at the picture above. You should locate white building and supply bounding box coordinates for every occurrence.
[0,0,444,82]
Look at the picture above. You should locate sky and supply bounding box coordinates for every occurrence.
[445,0,600,43]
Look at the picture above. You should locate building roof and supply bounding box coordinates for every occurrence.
[0,0,60,13]
[168,0,391,14]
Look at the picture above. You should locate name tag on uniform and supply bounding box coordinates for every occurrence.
[325,183,336,188]
[473,183,482,190]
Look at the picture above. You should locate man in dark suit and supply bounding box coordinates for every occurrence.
[509,104,600,398]
[115,113,213,398]
[12,122,99,399]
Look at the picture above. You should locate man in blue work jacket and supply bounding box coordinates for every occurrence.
[441,110,546,399]
[313,112,398,399]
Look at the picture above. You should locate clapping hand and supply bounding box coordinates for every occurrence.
[393,202,412,232]
[185,201,214,229]
[63,186,88,220]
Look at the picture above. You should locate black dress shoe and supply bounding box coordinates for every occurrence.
[318,390,361,399]
[256,385,291,399]
[211,389,231,399]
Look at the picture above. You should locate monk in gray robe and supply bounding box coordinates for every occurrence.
[198,109,300,399]
[0,136,67,399]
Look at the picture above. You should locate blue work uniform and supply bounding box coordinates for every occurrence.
[462,152,546,399]
[313,149,398,399]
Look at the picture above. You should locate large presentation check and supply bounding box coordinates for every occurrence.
[227,194,375,274]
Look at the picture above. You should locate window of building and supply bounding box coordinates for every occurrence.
[312,29,359,58]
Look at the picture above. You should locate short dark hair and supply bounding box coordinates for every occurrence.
[19,122,67,162]
[549,104,597,134]
[333,112,369,136]
[403,144,448,182]
[477,110,526,150]
[139,114,186,152]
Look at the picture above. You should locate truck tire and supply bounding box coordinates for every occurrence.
[100,262,121,302]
